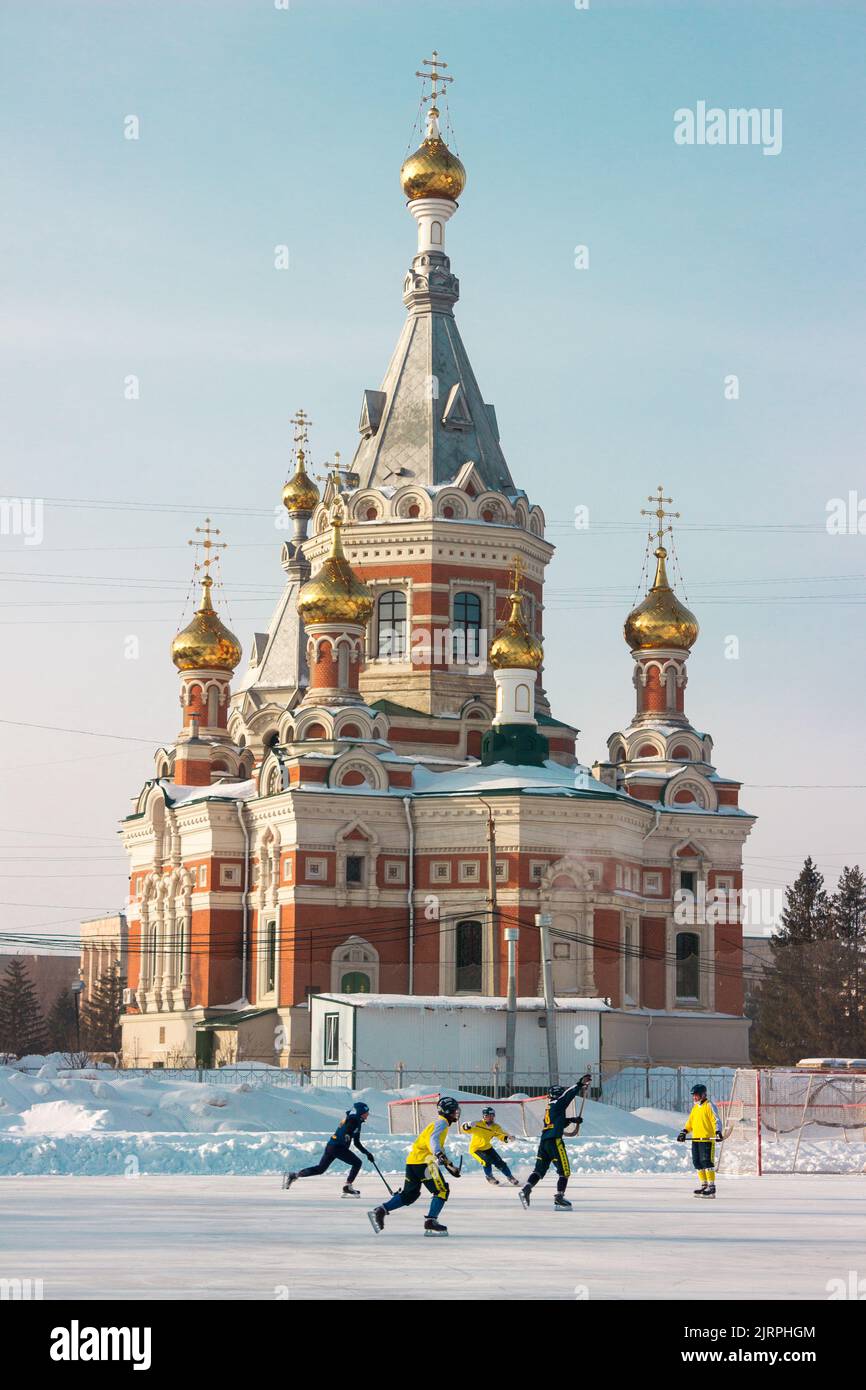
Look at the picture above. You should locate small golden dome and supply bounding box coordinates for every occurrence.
[400,107,466,202]
[171,576,242,672]
[489,585,544,671]
[297,512,373,626]
[624,547,699,652]
[282,445,320,515]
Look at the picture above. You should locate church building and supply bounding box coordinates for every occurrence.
[118,58,755,1072]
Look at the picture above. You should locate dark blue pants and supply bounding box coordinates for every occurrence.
[297,1140,361,1183]
[476,1146,513,1179]
[383,1162,449,1220]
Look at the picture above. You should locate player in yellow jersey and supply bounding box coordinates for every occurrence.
[461,1106,520,1186]
[368,1096,461,1236]
[677,1083,723,1198]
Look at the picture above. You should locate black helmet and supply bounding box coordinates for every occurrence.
[691,1084,707,1099]
[438,1096,460,1119]
[481,1106,496,1119]
[352,1101,370,1117]
[548,1085,566,1102]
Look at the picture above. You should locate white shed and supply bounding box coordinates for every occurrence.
[309,993,603,1089]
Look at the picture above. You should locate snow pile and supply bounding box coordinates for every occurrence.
[0,1064,686,1177]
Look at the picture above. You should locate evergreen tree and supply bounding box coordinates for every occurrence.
[81,970,125,1053]
[829,865,866,1054]
[0,958,49,1058]
[750,857,856,1063]
[46,987,80,1054]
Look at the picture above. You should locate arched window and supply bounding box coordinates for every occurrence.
[676,932,700,1000]
[340,971,371,994]
[377,590,407,658]
[671,745,692,760]
[455,919,483,992]
[175,917,186,980]
[452,592,482,663]
[331,936,379,993]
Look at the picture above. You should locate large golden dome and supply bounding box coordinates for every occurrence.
[282,445,320,515]
[489,584,543,671]
[297,512,373,626]
[400,107,466,202]
[171,576,242,671]
[624,547,699,652]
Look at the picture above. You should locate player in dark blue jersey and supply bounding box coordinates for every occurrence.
[519,1075,590,1211]
[282,1101,374,1198]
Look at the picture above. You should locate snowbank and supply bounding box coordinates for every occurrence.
[0,1065,685,1177]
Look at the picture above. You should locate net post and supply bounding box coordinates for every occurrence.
[791,1071,813,1173]
[756,1069,763,1176]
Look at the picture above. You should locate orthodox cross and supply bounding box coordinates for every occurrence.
[290,408,313,447]
[415,51,454,106]
[641,485,680,548]
[316,450,358,496]
[189,517,227,587]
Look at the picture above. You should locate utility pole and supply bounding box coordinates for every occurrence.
[536,912,559,1085]
[479,799,497,997]
[504,926,519,1095]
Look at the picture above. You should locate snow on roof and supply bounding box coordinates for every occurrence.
[411,760,623,800]
[313,993,610,1011]
[166,777,257,807]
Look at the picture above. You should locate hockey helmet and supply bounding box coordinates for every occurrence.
[691,1084,707,1099]
[351,1101,370,1117]
[438,1096,460,1119]
[548,1085,566,1102]
[481,1106,496,1119]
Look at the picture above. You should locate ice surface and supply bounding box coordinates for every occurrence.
[3,1173,862,1301]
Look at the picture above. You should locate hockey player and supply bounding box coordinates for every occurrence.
[461,1106,519,1186]
[283,1100,374,1198]
[368,1096,462,1236]
[519,1075,590,1211]
[677,1083,723,1198]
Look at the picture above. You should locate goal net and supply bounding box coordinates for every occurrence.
[720,1068,866,1174]
[388,1094,548,1137]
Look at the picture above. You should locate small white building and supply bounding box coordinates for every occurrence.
[310,992,749,1088]
[311,993,600,1089]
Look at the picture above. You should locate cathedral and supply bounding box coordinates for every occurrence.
[119,60,755,1071]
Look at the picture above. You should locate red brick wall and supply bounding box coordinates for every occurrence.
[641,916,667,1008]
[593,909,621,1005]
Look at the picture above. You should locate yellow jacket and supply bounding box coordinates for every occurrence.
[407,1117,452,1166]
[685,1099,721,1141]
[461,1119,510,1156]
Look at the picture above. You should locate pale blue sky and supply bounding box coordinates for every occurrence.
[1,0,864,946]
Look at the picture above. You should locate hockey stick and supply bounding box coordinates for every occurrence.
[565,1073,592,1137]
[368,1154,394,1195]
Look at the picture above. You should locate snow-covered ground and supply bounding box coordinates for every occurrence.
[3,1173,863,1300]
[0,1064,684,1175]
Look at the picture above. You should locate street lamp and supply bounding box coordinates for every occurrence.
[70,980,85,1051]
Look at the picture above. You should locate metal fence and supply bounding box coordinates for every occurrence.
[97,1063,735,1109]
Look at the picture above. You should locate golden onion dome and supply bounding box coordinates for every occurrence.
[282,445,320,515]
[400,106,466,202]
[489,585,544,671]
[624,547,699,652]
[297,512,373,626]
[171,575,242,672]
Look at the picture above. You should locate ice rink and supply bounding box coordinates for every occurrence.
[4,1173,864,1300]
